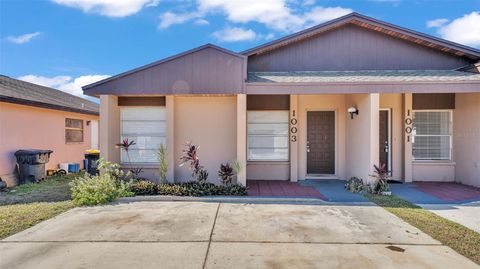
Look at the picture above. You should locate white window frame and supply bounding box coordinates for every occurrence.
[247,110,289,162]
[412,109,453,161]
[120,106,166,164]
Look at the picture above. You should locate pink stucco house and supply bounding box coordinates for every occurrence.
[0,75,99,186]
[83,13,480,188]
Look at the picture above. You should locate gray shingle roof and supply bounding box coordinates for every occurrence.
[247,70,480,83]
[0,75,99,115]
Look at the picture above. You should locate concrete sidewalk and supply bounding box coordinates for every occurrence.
[1,201,478,269]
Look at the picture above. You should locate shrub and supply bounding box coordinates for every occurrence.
[130,180,158,195]
[179,142,209,182]
[218,162,234,185]
[345,177,365,193]
[70,159,133,206]
[157,182,247,197]
[157,144,168,184]
[368,164,391,195]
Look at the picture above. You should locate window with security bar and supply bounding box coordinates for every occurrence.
[412,110,452,161]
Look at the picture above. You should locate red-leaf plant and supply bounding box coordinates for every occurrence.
[370,163,390,194]
[116,138,143,177]
[179,142,208,182]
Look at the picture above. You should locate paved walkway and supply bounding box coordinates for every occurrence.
[2,201,478,268]
[391,182,480,233]
[247,180,325,199]
[391,182,480,205]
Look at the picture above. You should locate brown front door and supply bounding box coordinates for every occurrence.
[307,111,335,174]
[379,110,390,170]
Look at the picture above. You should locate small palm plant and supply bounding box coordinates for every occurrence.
[157,144,168,183]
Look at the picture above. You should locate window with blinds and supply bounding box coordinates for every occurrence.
[412,111,452,160]
[65,118,84,143]
[120,107,166,163]
[247,111,289,161]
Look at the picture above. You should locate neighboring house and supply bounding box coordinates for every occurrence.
[83,13,480,188]
[0,75,99,186]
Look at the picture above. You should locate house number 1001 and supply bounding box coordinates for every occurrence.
[290,110,298,142]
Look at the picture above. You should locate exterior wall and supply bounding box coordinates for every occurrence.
[412,162,455,182]
[0,102,98,186]
[454,93,480,187]
[99,95,120,164]
[297,95,347,180]
[345,94,379,182]
[86,47,246,96]
[248,24,471,72]
[247,162,290,180]
[174,96,237,184]
[380,94,404,181]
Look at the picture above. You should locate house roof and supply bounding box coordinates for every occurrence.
[247,70,480,83]
[83,44,246,91]
[0,75,99,115]
[242,12,480,60]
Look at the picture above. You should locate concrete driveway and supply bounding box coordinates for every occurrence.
[1,201,478,269]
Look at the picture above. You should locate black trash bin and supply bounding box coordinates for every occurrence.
[84,152,100,175]
[14,149,53,184]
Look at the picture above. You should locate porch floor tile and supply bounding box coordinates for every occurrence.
[247,180,326,200]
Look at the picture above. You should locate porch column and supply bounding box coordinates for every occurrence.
[345,93,379,183]
[99,95,120,163]
[166,96,175,183]
[236,94,247,186]
[403,93,413,183]
[290,95,299,182]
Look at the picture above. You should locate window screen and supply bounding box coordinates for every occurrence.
[65,118,83,143]
[248,111,289,161]
[120,107,166,163]
[412,111,452,160]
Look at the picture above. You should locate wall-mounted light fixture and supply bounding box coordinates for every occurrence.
[347,107,359,119]
[86,120,91,126]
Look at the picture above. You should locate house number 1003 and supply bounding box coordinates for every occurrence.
[290,110,298,142]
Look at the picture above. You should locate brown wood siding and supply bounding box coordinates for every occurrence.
[413,93,455,109]
[247,95,290,110]
[85,47,245,95]
[118,96,166,106]
[248,24,471,72]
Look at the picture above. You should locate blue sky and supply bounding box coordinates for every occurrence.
[1,0,479,100]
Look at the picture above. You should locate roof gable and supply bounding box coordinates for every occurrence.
[242,13,480,61]
[84,44,245,92]
[83,44,246,96]
[0,75,99,115]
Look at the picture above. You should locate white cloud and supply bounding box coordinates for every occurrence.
[159,11,198,29]
[212,27,257,42]
[18,74,110,101]
[50,0,159,17]
[431,12,480,47]
[302,0,316,6]
[7,32,41,44]
[160,0,352,33]
[194,18,210,25]
[426,18,448,28]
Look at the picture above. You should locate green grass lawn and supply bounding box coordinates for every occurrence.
[366,194,480,265]
[0,201,74,239]
[0,173,79,239]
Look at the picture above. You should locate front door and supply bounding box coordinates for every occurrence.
[379,110,390,171]
[307,111,335,174]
